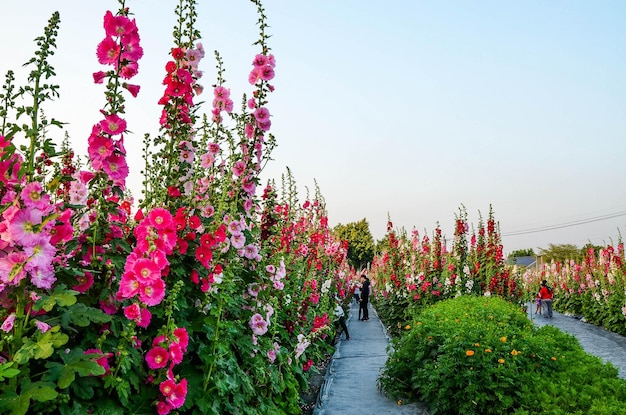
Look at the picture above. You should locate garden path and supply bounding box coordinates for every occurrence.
[314,300,626,415]
[526,302,626,379]
[313,300,430,415]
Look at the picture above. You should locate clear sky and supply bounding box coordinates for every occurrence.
[2,1,625,255]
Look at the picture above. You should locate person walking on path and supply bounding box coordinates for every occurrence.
[359,274,370,321]
[538,280,553,318]
[333,297,350,341]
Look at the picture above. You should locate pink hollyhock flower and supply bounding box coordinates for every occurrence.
[207,142,220,155]
[146,346,169,369]
[243,244,259,260]
[213,86,230,101]
[199,153,214,168]
[138,278,166,306]
[99,295,118,315]
[23,234,56,269]
[252,54,269,68]
[1,313,16,332]
[260,65,275,81]
[147,208,174,231]
[9,208,43,246]
[102,154,129,182]
[173,327,189,351]
[35,320,51,333]
[68,180,88,206]
[73,271,94,293]
[29,264,56,289]
[232,160,246,177]
[96,36,121,65]
[0,251,28,286]
[249,313,268,336]
[100,113,127,136]
[244,123,255,139]
[257,119,271,131]
[267,349,276,363]
[20,182,50,210]
[160,378,187,409]
[248,67,261,85]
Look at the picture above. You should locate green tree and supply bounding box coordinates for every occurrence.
[333,218,375,269]
[509,248,535,258]
[537,243,581,263]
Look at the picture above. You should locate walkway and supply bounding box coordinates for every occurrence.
[314,300,626,415]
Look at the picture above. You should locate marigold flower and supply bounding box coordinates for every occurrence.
[551,356,557,361]
[466,350,475,356]
[498,359,505,364]
[500,336,507,342]
[405,325,411,330]
[511,350,520,356]
[485,348,492,353]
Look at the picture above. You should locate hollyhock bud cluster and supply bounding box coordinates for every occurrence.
[90,10,143,187]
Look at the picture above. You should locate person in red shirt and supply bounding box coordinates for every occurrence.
[538,280,554,318]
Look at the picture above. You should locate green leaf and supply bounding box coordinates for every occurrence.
[35,285,78,312]
[23,381,58,403]
[61,303,111,327]
[0,362,21,382]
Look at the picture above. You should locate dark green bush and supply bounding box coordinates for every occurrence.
[379,295,626,415]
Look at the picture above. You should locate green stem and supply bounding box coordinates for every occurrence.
[203,295,224,391]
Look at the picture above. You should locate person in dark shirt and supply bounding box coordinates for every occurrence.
[359,274,370,321]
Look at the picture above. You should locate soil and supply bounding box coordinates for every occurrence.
[299,336,336,414]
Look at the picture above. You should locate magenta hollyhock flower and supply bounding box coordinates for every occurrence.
[168,342,184,365]
[96,36,121,65]
[35,320,51,333]
[138,278,166,306]
[160,378,187,409]
[249,313,268,336]
[121,33,143,61]
[118,271,140,299]
[156,401,172,415]
[147,208,174,231]
[119,61,139,79]
[146,346,169,369]
[137,307,152,328]
[102,154,129,182]
[252,54,269,68]
[303,359,314,371]
[253,107,269,123]
[194,245,212,269]
[248,68,261,85]
[100,113,127,136]
[124,83,140,97]
[87,134,114,166]
[133,258,161,285]
[103,10,135,38]
[1,313,16,332]
[93,71,107,84]
[173,327,189,351]
[73,271,94,293]
[124,303,141,320]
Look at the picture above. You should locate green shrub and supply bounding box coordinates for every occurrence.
[379,295,626,415]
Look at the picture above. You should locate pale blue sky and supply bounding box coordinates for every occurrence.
[1,1,625,254]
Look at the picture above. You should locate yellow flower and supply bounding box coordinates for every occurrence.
[398,400,402,406]
[466,350,475,356]
[405,325,411,330]
[474,343,480,347]
[551,356,557,361]
[484,348,492,353]
[500,336,507,343]
[417,321,422,325]
[498,359,505,364]
[511,350,520,356]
